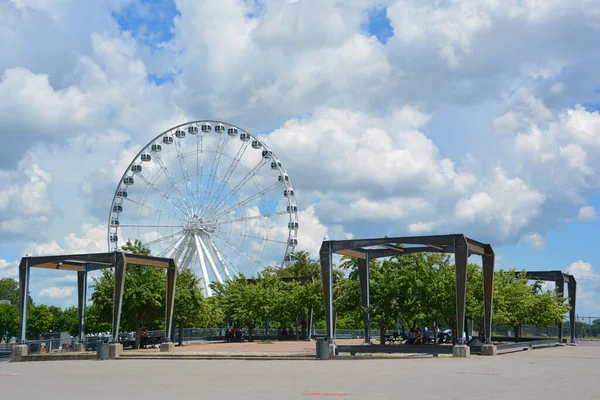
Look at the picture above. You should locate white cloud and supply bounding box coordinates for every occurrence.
[551,82,564,93]
[540,281,555,292]
[577,206,597,222]
[520,232,545,250]
[38,286,74,298]
[52,275,78,283]
[454,169,545,239]
[2,0,600,309]
[0,160,53,237]
[408,221,437,234]
[0,259,18,279]
[23,223,106,256]
[566,260,599,281]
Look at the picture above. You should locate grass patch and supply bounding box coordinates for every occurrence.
[258,340,274,344]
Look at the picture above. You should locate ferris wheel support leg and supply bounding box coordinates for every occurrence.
[197,234,223,284]
[207,237,232,280]
[194,233,212,297]
[167,234,188,262]
[175,236,190,267]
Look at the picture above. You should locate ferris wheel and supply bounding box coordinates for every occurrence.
[107,120,298,296]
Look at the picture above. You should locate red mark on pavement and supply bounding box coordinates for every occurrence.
[0,373,20,377]
[302,393,349,397]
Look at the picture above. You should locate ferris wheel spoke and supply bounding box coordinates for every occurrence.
[205,160,269,217]
[174,138,196,214]
[136,172,189,218]
[210,232,260,264]
[117,224,185,228]
[122,197,178,221]
[204,141,250,213]
[202,132,227,209]
[154,153,193,216]
[214,228,288,245]
[211,210,289,226]
[141,230,185,248]
[211,182,280,221]
[196,130,203,214]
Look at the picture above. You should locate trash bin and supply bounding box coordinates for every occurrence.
[316,337,330,360]
[96,342,109,360]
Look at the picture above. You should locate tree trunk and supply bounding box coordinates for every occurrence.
[134,311,141,350]
[178,320,184,346]
[514,325,521,342]
[295,322,300,341]
[380,323,387,345]
[301,319,306,340]
[247,321,254,342]
[446,319,455,345]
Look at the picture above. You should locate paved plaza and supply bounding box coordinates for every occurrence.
[2,341,598,399]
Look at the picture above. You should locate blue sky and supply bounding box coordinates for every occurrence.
[2,0,600,318]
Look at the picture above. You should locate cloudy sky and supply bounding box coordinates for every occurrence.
[1,0,600,316]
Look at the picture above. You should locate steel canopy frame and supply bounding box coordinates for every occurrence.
[319,234,495,349]
[519,270,576,344]
[18,252,178,345]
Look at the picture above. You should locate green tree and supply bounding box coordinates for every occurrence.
[0,278,19,304]
[85,302,111,334]
[367,258,402,344]
[0,303,19,341]
[173,267,205,346]
[27,304,54,339]
[275,280,322,339]
[212,271,279,340]
[90,239,167,348]
[50,306,79,336]
[493,270,536,340]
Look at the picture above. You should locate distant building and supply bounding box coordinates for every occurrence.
[0,300,10,305]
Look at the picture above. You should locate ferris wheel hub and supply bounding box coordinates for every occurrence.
[184,215,216,235]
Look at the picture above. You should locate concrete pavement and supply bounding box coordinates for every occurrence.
[2,341,598,399]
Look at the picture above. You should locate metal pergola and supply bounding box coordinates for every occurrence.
[319,234,495,350]
[520,270,576,343]
[18,252,177,344]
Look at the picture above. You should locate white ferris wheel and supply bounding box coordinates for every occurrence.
[107,120,299,296]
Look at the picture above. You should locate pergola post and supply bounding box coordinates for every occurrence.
[18,259,31,344]
[453,237,469,357]
[357,255,370,343]
[555,276,565,343]
[164,264,177,342]
[481,244,497,355]
[319,242,334,343]
[567,280,576,344]
[77,269,88,344]
[482,245,495,344]
[112,256,127,342]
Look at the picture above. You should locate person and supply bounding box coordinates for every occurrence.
[407,327,416,345]
[421,324,430,344]
[224,328,231,343]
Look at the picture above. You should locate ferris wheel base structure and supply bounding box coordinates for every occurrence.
[108,120,299,297]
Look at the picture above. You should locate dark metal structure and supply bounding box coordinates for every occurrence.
[18,252,177,345]
[319,234,495,348]
[521,270,576,343]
